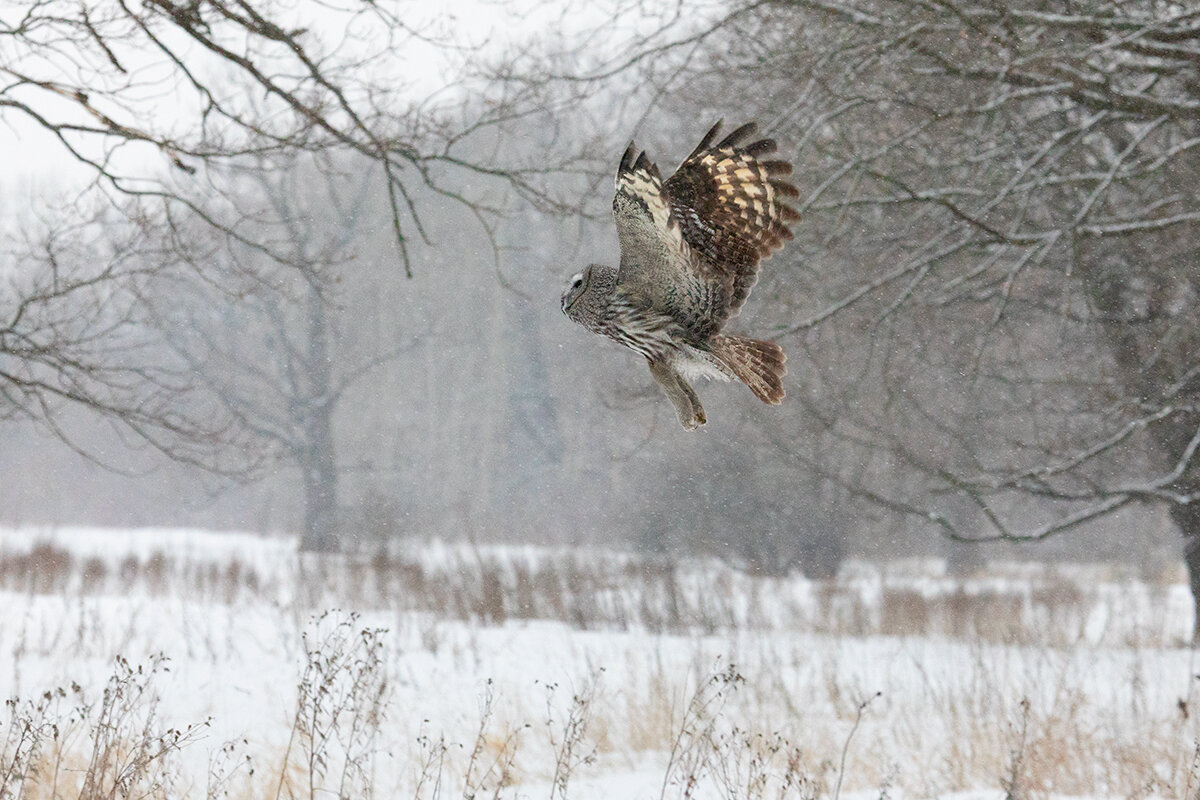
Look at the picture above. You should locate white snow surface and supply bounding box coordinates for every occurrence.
[0,526,1195,799]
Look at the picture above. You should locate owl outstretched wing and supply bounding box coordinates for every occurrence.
[611,145,685,303]
[612,121,800,326]
[664,121,800,320]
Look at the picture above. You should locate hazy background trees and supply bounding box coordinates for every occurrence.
[1,0,589,465]
[692,0,1200,604]
[1,0,1189,599]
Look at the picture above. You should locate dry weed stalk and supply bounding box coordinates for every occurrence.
[462,679,521,800]
[702,729,813,800]
[275,612,388,800]
[1001,698,1032,800]
[703,691,875,800]
[832,693,879,800]
[659,663,744,800]
[205,738,254,800]
[1181,741,1200,800]
[544,671,601,800]
[79,654,209,799]
[412,727,448,800]
[658,664,858,800]
[1,684,68,797]
[1,654,212,800]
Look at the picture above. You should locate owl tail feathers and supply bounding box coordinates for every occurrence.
[711,335,787,404]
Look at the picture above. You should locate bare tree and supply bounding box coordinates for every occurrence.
[0,202,258,470]
[145,155,425,550]
[639,1,1200,628]
[1,0,588,473]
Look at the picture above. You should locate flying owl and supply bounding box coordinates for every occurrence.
[561,120,800,429]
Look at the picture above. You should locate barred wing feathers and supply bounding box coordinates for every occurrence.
[611,121,800,329]
[611,144,688,303]
[663,121,800,320]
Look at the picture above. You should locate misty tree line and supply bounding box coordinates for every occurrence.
[3,1,1199,624]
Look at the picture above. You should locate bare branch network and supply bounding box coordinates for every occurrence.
[0,0,589,273]
[0,0,597,468]
[744,1,1200,544]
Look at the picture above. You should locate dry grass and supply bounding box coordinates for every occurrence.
[0,540,1189,647]
[0,535,1196,798]
[0,644,874,800]
[0,628,1197,799]
[2,655,214,800]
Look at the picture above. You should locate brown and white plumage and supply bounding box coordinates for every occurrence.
[561,120,800,429]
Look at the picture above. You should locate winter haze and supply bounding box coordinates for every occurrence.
[1,1,1197,797]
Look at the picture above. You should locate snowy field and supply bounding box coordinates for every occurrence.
[0,526,1197,799]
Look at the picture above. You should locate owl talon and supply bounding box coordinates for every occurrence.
[676,405,705,430]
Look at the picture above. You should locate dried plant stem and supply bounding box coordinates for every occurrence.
[833,692,881,800]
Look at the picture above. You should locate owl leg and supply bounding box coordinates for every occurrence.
[675,372,706,425]
[647,359,706,430]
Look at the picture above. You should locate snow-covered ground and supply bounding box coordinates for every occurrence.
[0,526,1196,799]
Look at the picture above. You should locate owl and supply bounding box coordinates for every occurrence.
[561,120,800,429]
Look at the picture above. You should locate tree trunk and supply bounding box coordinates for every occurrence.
[298,282,339,553]
[1078,240,1200,642]
[300,420,339,552]
[1167,496,1200,645]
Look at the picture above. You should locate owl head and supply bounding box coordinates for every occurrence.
[562,263,618,332]
[560,266,591,315]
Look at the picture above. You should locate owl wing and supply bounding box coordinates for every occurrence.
[612,121,800,327]
[662,121,800,321]
[611,144,690,305]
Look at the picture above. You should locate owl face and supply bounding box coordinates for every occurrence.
[560,266,591,315]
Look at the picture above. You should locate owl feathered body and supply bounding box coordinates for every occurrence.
[561,121,800,429]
